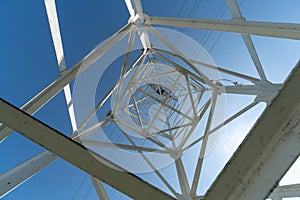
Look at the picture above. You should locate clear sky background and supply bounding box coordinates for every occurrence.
[1,0,300,199]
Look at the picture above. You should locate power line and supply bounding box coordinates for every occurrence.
[71,174,88,200]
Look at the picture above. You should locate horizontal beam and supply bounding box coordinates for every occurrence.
[0,23,132,143]
[223,83,282,104]
[204,61,300,199]
[0,99,175,200]
[146,16,300,40]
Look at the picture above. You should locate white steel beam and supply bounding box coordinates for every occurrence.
[125,0,151,49]
[143,26,260,84]
[44,0,77,131]
[268,184,300,199]
[91,177,109,200]
[125,0,143,19]
[0,99,176,200]
[175,158,190,198]
[146,16,300,40]
[147,24,260,83]
[75,117,113,140]
[225,0,267,81]
[0,117,112,198]
[223,83,282,104]
[82,139,167,153]
[204,61,300,200]
[0,23,132,143]
[120,129,179,197]
[45,2,137,195]
[0,151,57,198]
[44,0,66,73]
[191,94,217,196]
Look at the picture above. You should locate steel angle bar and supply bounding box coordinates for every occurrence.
[147,22,228,87]
[147,27,259,83]
[120,128,179,197]
[204,61,300,200]
[129,89,144,127]
[125,0,151,49]
[151,59,206,91]
[155,123,192,136]
[90,177,109,200]
[222,84,282,103]
[146,16,300,40]
[161,106,174,137]
[190,58,260,83]
[74,117,113,140]
[147,23,212,85]
[0,23,133,143]
[178,98,212,150]
[121,29,136,76]
[153,48,215,87]
[82,139,168,153]
[185,75,197,117]
[0,116,112,198]
[44,0,78,131]
[183,100,259,152]
[0,98,176,200]
[175,158,191,197]
[145,24,183,56]
[140,153,179,197]
[152,51,207,86]
[144,24,216,87]
[77,51,144,130]
[137,88,193,121]
[0,151,57,198]
[190,93,218,196]
[268,183,300,199]
[134,70,178,83]
[144,75,182,134]
[225,0,267,81]
[209,101,259,134]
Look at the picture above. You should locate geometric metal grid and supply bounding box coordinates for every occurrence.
[0,0,299,200]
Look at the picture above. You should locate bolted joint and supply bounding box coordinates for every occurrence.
[169,148,183,159]
[129,14,145,27]
[254,81,282,105]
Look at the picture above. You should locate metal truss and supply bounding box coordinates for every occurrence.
[0,0,299,200]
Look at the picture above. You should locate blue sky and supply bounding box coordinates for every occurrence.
[1,0,300,199]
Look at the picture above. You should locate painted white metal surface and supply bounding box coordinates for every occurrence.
[225,0,267,81]
[1,1,300,199]
[91,177,109,200]
[269,184,300,199]
[44,2,110,197]
[0,23,132,143]
[125,0,151,49]
[0,151,57,198]
[0,98,176,200]
[0,117,112,198]
[147,16,300,40]
[44,0,77,131]
[175,158,191,198]
[204,61,300,200]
